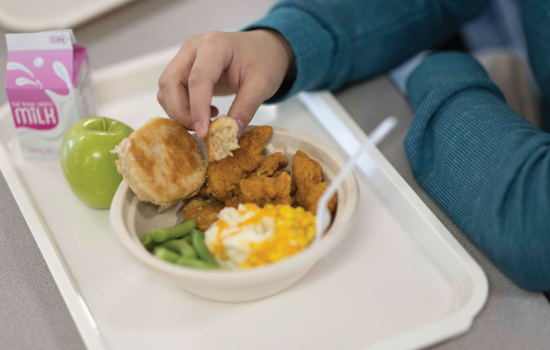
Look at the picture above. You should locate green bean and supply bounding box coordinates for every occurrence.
[151,219,196,243]
[161,239,197,258]
[153,247,180,263]
[176,257,219,269]
[191,229,217,266]
[183,235,193,245]
[140,233,154,248]
[191,228,204,238]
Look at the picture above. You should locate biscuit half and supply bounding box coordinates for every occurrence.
[113,117,208,212]
[205,115,240,161]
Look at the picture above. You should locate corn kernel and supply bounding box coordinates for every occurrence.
[239,204,317,268]
[243,203,260,212]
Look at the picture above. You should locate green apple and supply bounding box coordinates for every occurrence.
[61,117,133,209]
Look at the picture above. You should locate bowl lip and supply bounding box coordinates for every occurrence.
[110,126,359,285]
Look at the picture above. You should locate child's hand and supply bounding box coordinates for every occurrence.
[157,29,294,138]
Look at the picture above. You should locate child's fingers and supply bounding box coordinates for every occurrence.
[157,30,292,137]
[158,90,218,132]
[228,79,270,136]
[157,90,169,116]
[188,37,231,138]
[157,40,197,128]
[212,72,235,96]
[160,78,192,129]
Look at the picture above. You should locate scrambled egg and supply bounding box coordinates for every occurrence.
[204,203,316,270]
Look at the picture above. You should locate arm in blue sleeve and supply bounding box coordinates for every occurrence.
[521,0,550,132]
[243,0,490,102]
[404,52,550,291]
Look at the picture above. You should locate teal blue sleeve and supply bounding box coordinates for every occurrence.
[521,0,550,132]
[244,0,490,102]
[404,52,550,291]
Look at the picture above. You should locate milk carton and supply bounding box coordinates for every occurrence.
[5,30,95,159]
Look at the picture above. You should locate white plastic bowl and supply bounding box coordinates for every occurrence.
[110,126,359,302]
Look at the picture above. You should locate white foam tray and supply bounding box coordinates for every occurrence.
[0,47,488,350]
[0,0,136,32]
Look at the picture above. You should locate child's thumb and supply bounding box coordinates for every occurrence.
[227,81,268,136]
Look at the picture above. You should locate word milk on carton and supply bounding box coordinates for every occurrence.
[5,30,96,159]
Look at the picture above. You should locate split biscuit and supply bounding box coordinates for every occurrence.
[112,117,208,212]
[205,115,240,161]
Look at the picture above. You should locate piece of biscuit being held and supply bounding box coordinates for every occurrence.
[205,115,240,161]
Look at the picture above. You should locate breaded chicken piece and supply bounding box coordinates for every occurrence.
[292,150,337,214]
[202,126,272,202]
[272,169,296,194]
[182,197,224,231]
[225,172,292,208]
[301,182,334,214]
[251,152,288,177]
[112,117,208,212]
[272,169,290,177]
[205,115,240,161]
[195,183,208,198]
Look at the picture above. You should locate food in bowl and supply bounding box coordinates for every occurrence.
[205,115,240,161]
[140,218,220,269]
[224,163,293,208]
[111,117,208,212]
[293,150,337,214]
[120,119,338,271]
[139,202,316,271]
[182,197,225,231]
[110,125,358,301]
[199,125,273,202]
[205,203,316,270]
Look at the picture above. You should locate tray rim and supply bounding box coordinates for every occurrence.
[0,47,488,350]
[0,102,110,350]
[298,91,489,350]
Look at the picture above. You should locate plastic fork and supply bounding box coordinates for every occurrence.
[315,116,398,242]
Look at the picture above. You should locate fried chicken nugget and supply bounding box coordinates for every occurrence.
[273,169,296,194]
[272,169,290,176]
[182,197,225,231]
[195,184,208,199]
[301,182,334,214]
[251,152,288,177]
[202,126,272,202]
[225,172,293,208]
[292,150,337,214]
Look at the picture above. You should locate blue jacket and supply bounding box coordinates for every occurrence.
[245,0,550,291]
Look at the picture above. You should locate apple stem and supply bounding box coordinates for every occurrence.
[102,117,107,131]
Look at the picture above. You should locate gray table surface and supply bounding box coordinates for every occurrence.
[0,1,548,349]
